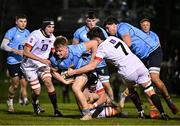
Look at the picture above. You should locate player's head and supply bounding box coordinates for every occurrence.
[103,16,119,36]
[15,14,27,30]
[140,18,151,33]
[54,36,68,58]
[87,27,106,42]
[85,11,98,30]
[41,17,55,37]
[86,72,98,91]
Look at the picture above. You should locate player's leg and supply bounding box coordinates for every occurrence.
[19,75,29,105]
[40,66,62,117]
[141,80,169,120]
[72,74,92,120]
[96,67,114,101]
[6,64,21,112]
[148,47,179,114]
[137,66,169,120]
[127,85,147,119]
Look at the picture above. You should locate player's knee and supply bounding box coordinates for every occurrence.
[144,82,155,96]
[30,80,41,90]
[41,71,52,82]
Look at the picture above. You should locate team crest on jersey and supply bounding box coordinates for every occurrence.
[109,39,116,44]
[49,40,52,43]
[16,35,20,38]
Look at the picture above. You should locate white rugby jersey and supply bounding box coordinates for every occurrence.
[95,36,145,77]
[25,29,55,59]
[89,80,105,94]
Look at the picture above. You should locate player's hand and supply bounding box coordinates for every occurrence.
[64,79,74,85]
[12,49,23,56]
[67,68,76,77]
[88,103,94,109]
[40,59,51,65]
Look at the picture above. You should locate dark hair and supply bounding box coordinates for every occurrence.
[42,17,55,30]
[86,11,97,19]
[140,18,150,24]
[87,27,106,40]
[54,36,68,48]
[103,16,119,27]
[15,14,27,20]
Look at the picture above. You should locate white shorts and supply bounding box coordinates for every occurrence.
[124,66,151,85]
[21,59,51,81]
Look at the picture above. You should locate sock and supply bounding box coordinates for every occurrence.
[32,93,39,104]
[150,94,164,114]
[48,91,58,111]
[82,109,90,115]
[8,85,17,99]
[129,91,143,112]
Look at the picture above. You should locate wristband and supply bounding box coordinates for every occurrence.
[93,102,98,107]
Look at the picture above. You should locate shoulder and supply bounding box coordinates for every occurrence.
[74,26,86,33]
[6,27,17,34]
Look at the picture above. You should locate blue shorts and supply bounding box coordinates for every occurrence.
[143,47,163,73]
[7,63,25,78]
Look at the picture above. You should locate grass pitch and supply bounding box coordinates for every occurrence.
[0,80,180,125]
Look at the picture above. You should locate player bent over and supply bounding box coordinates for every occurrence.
[67,27,169,120]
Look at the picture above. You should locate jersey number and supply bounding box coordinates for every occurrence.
[41,44,48,51]
[114,42,128,55]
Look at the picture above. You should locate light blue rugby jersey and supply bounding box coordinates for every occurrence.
[50,43,90,71]
[5,26,30,64]
[116,23,160,59]
[73,25,108,68]
[147,31,160,45]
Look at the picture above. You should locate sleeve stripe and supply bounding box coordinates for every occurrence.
[94,56,103,62]
[25,43,33,50]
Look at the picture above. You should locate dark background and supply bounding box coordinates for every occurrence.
[0,0,180,94]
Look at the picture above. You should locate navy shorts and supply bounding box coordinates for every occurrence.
[143,47,163,69]
[7,63,25,79]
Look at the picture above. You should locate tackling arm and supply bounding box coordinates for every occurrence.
[121,33,132,47]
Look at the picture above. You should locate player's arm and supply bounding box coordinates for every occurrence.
[84,40,98,60]
[23,43,50,65]
[67,57,101,76]
[72,38,79,45]
[121,33,132,47]
[1,38,23,55]
[92,91,107,108]
[51,70,73,85]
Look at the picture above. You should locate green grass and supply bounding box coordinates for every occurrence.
[0,80,180,125]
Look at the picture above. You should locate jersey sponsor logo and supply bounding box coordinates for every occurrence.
[109,39,116,44]
[29,38,33,43]
[41,40,45,43]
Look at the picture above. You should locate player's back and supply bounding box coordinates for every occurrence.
[117,23,160,59]
[97,36,145,76]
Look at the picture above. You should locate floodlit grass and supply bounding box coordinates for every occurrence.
[0,78,180,125]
